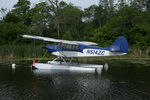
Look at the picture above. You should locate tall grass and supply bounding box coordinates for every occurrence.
[128,47,150,57]
[0,45,50,59]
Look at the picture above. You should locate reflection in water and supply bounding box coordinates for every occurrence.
[32,69,110,100]
[0,60,150,100]
[104,63,109,71]
[33,81,38,90]
[33,69,98,74]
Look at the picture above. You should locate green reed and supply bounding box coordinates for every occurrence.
[0,45,50,59]
[128,47,150,57]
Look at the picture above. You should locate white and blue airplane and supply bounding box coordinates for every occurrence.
[22,35,128,57]
[22,35,128,72]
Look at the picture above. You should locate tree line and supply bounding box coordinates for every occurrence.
[0,0,150,49]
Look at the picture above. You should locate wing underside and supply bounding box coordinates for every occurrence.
[21,35,98,46]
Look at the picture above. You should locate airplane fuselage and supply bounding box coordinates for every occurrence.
[46,44,126,57]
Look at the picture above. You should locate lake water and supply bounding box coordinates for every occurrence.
[0,59,150,100]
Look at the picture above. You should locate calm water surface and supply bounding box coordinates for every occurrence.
[0,60,150,100]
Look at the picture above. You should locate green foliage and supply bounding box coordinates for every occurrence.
[90,5,150,48]
[13,0,30,14]
[60,5,83,40]
[28,2,51,35]
[12,0,31,25]
[62,30,73,40]
[84,5,108,28]
[0,0,150,58]
[3,12,20,23]
[0,22,29,44]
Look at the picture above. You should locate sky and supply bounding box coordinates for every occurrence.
[0,0,99,10]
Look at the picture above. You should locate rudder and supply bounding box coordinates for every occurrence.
[108,36,129,53]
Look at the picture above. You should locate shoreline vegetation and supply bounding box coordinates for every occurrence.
[0,45,150,67]
[0,45,149,61]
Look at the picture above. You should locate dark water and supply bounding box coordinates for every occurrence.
[0,60,150,100]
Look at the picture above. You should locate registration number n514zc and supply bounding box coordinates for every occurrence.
[86,50,105,55]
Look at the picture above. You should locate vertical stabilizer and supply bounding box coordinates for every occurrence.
[108,36,129,53]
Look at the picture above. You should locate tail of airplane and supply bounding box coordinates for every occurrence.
[108,36,129,53]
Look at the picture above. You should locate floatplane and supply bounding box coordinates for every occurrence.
[22,35,128,73]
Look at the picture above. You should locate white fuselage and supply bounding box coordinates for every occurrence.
[52,49,126,57]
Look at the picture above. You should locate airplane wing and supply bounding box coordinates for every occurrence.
[21,35,98,45]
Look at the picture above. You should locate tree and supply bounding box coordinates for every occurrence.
[13,0,30,14]
[99,0,109,9]
[144,0,150,11]
[84,5,107,28]
[3,12,21,23]
[99,0,115,18]
[130,0,145,10]
[47,0,61,38]
[12,0,31,25]
[0,22,29,44]
[0,8,8,20]
[118,0,127,8]
[47,0,83,39]
[60,4,83,40]
[29,2,51,35]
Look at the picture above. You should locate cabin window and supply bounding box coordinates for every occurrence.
[59,43,79,51]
